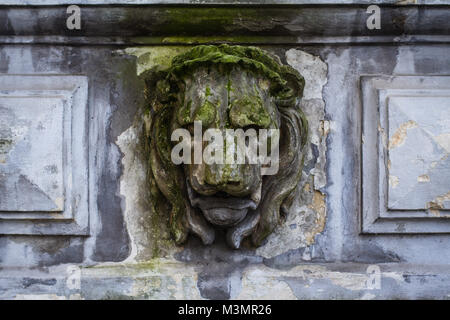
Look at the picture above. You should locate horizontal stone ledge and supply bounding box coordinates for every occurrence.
[0,6,449,38]
[1,261,450,299]
[1,34,450,45]
[1,1,448,6]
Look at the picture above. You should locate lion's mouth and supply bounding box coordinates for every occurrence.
[186,179,261,227]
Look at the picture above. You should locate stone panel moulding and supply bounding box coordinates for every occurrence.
[361,75,450,234]
[0,74,89,235]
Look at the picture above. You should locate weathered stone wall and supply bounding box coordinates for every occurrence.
[0,2,449,299]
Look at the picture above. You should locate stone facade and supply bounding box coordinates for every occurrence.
[0,1,449,300]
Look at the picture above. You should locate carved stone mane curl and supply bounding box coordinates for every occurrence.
[145,45,308,249]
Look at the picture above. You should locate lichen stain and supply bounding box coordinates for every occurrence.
[388,120,418,149]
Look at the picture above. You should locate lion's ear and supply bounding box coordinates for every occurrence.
[252,106,308,246]
[150,106,189,244]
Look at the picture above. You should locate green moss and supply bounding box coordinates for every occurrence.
[205,163,237,186]
[229,95,271,128]
[167,44,304,102]
[154,108,172,164]
[119,6,302,46]
[205,86,211,97]
[193,100,217,127]
[120,6,299,37]
[124,46,191,75]
[134,259,161,271]
[177,100,193,125]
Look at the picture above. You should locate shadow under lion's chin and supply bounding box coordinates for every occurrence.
[185,179,262,249]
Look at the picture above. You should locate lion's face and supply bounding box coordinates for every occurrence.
[148,45,307,249]
[171,68,280,227]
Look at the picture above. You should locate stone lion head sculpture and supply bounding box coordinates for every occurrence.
[145,45,308,249]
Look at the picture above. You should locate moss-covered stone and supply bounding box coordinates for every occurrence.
[144,44,308,249]
[229,95,271,128]
[167,44,304,102]
[193,100,217,126]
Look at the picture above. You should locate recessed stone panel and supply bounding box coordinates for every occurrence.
[387,96,450,211]
[0,75,89,235]
[0,96,65,212]
[361,75,450,234]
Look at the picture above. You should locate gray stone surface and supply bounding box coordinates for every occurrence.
[361,75,450,233]
[0,4,450,299]
[0,75,90,235]
[0,5,449,46]
[0,95,64,212]
[2,262,450,300]
[387,95,450,211]
[1,1,448,5]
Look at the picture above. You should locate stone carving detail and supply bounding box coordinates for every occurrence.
[145,45,308,248]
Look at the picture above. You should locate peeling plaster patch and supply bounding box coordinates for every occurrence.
[116,125,145,262]
[417,174,430,183]
[117,117,180,262]
[427,191,450,210]
[53,197,64,211]
[429,209,441,217]
[286,49,327,100]
[389,175,399,188]
[116,47,191,261]
[120,47,190,75]
[388,120,418,149]
[256,49,328,259]
[305,191,327,244]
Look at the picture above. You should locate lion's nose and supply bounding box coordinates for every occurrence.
[204,164,242,187]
